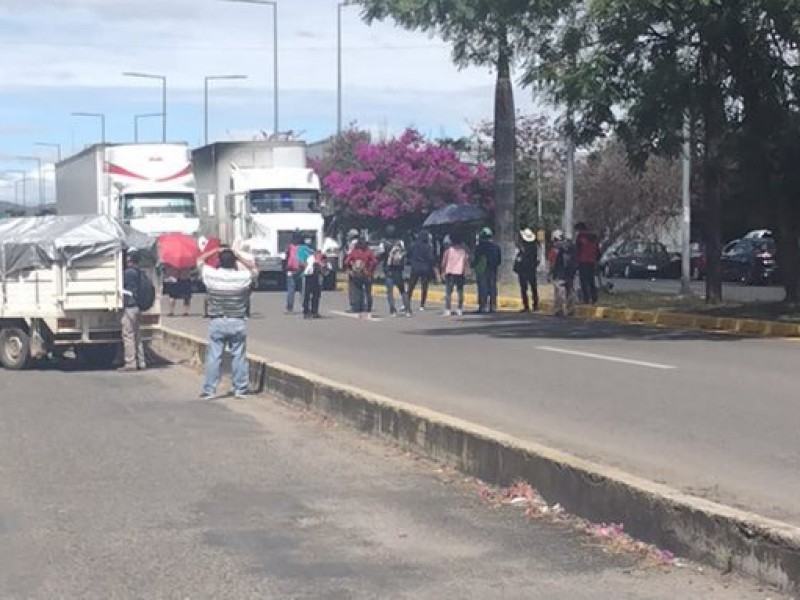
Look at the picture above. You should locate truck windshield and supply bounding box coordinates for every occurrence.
[249,190,319,214]
[124,193,197,219]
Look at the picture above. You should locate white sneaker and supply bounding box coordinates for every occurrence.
[443,310,452,317]
[418,306,426,312]
[456,308,463,317]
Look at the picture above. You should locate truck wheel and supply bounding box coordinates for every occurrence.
[0,327,31,370]
[76,344,119,368]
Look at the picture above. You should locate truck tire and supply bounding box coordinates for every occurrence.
[0,327,31,370]
[75,344,119,368]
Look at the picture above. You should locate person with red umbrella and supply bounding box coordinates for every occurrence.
[159,234,202,317]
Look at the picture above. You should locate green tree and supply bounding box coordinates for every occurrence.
[353,0,545,283]
[523,0,800,304]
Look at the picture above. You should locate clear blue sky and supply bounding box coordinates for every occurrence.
[0,0,539,208]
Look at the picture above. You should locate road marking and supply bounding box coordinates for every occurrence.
[535,346,677,370]
[329,310,384,322]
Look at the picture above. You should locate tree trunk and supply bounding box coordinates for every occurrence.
[700,42,725,305]
[494,36,517,285]
[777,221,800,305]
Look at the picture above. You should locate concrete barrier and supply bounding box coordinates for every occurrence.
[157,325,800,592]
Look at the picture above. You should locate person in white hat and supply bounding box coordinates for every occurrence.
[513,228,540,312]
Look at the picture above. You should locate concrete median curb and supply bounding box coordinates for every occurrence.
[377,285,799,337]
[157,325,800,592]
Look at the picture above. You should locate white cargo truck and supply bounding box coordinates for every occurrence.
[56,143,200,237]
[0,215,161,370]
[192,141,339,289]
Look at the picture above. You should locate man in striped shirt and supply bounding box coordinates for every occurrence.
[197,247,258,400]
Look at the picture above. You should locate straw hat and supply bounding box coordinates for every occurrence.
[520,228,536,243]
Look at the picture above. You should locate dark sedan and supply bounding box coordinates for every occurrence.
[720,238,780,285]
[602,242,679,279]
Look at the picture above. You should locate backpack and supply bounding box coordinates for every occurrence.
[137,269,156,311]
[388,242,407,268]
[351,258,368,280]
[286,244,300,272]
[557,241,579,278]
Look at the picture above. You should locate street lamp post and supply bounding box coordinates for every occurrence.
[123,72,167,142]
[204,75,248,145]
[134,113,164,143]
[2,171,26,208]
[337,2,356,136]
[72,112,106,145]
[16,156,44,209]
[223,0,278,135]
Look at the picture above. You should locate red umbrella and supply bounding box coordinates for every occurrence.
[158,233,201,269]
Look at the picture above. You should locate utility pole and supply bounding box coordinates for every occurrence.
[680,112,693,295]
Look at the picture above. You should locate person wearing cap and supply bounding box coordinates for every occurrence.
[120,249,146,371]
[549,229,578,317]
[514,228,541,312]
[472,226,502,313]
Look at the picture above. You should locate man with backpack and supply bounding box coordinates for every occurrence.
[473,227,502,313]
[379,225,411,317]
[549,229,578,317]
[575,222,601,305]
[120,248,153,371]
[284,232,313,314]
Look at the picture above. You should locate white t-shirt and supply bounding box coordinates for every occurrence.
[200,264,254,293]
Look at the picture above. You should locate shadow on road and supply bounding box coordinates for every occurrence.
[404,313,743,343]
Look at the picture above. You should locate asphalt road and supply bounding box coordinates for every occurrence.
[605,277,785,303]
[171,290,800,529]
[0,363,775,598]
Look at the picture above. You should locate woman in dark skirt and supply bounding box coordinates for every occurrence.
[163,266,193,316]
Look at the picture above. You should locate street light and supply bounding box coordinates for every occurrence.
[337,1,356,136]
[15,156,43,209]
[35,142,62,163]
[222,0,278,135]
[2,170,26,208]
[72,112,106,145]
[123,72,167,142]
[204,75,248,145]
[134,112,164,143]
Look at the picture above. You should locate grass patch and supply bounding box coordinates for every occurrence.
[598,291,800,324]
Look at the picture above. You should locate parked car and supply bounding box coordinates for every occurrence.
[602,241,680,279]
[720,238,780,285]
[743,229,773,240]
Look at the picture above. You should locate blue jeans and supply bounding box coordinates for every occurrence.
[385,270,409,313]
[352,278,373,313]
[286,272,304,311]
[476,269,498,312]
[202,317,248,396]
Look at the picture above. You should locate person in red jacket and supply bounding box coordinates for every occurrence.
[343,236,379,318]
[575,222,601,305]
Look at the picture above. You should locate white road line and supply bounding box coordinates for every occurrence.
[535,346,677,370]
[329,310,384,322]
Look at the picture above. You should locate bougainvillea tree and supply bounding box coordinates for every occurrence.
[319,128,493,231]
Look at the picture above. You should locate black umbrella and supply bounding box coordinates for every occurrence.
[422,203,487,229]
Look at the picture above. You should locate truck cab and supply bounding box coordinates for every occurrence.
[105,144,200,237]
[229,166,338,289]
